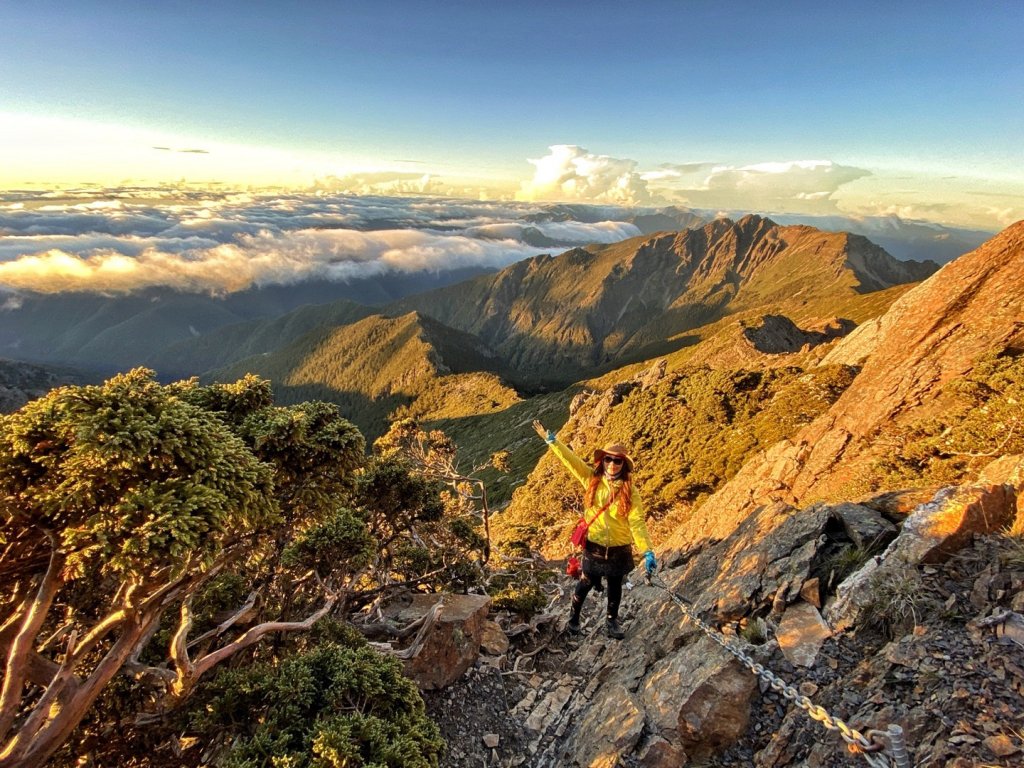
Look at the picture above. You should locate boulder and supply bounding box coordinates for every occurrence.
[900,484,1015,563]
[570,682,646,768]
[641,635,757,758]
[827,483,1017,630]
[978,454,1024,531]
[479,618,509,655]
[386,593,491,690]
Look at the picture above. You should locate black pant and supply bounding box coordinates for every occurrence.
[571,542,633,621]
[572,572,624,621]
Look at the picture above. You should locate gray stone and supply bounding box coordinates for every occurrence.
[573,682,645,768]
[829,502,898,550]
[828,483,1016,630]
[777,601,831,667]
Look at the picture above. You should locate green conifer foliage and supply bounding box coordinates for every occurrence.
[0,369,395,766]
[196,640,443,768]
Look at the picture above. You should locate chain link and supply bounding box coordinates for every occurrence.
[647,575,897,768]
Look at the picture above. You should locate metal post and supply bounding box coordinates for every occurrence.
[886,725,911,768]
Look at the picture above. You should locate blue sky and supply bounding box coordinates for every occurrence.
[1,1,1022,228]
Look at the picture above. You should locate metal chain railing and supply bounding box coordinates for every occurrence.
[644,573,911,768]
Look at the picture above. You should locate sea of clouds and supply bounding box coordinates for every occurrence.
[0,190,644,295]
[1,143,1001,296]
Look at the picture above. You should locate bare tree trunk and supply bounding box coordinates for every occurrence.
[0,546,63,743]
[0,607,161,768]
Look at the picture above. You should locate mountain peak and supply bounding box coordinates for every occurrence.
[390,220,937,385]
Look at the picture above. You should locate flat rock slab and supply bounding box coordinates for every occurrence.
[777,601,831,668]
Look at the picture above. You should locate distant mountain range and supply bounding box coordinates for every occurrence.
[389,215,937,385]
[0,215,949,437]
[525,203,993,263]
[0,266,491,375]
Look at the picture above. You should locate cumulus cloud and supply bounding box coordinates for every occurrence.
[515,148,872,216]
[704,160,868,195]
[517,145,654,205]
[640,162,718,182]
[650,159,872,214]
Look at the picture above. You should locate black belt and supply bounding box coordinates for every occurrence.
[585,540,631,560]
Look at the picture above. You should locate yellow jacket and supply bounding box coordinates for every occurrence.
[548,439,653,553]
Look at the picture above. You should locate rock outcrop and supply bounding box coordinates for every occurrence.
[671,220,1024,549]
[382,593,492,690]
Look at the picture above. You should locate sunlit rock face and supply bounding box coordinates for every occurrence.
[672,221,1024,550]
[513,222,1024,767]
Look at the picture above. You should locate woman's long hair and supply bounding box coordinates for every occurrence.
[584,462,632,517]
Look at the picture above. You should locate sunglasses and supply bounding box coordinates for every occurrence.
[603,456,625,465]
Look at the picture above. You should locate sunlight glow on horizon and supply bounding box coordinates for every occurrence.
[2,111,1022,231]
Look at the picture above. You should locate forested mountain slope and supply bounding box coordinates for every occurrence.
[209,311,520,440]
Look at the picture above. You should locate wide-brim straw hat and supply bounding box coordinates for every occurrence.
[593,442,634,473]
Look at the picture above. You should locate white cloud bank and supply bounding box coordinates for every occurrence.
[0,191,640,294]
[0,229,542,294]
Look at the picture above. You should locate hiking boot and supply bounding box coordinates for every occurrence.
[605,618,625,640]
[566,616,581,635]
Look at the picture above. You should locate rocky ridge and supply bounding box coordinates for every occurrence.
[421,462,1023,768]
[676,219,1024,547]
[392,216,938,385]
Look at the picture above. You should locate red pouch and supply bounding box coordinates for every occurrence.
[570,519,589,548]
[566,555,581,578]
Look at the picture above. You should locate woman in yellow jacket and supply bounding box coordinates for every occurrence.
[533,420,657,640]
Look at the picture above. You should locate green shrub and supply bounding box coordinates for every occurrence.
[865,351,1024,492]
[491,582,547,619]
[196,643,443,768]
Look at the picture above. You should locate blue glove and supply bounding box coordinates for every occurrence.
[644,550,657,574]
[545,430,557,444]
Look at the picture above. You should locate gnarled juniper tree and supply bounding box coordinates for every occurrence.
[0,370,372,767]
